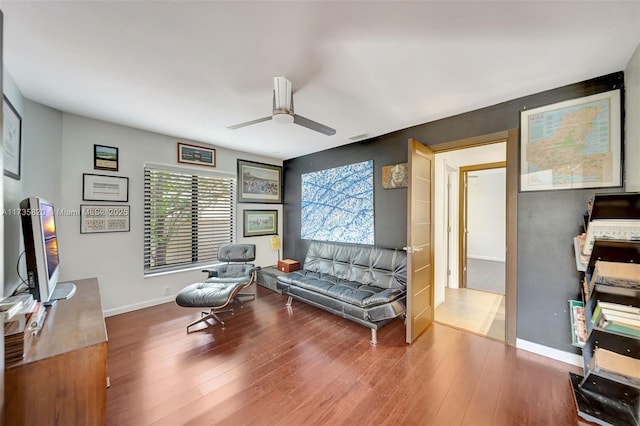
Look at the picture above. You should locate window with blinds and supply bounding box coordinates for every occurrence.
[144,167,235,274]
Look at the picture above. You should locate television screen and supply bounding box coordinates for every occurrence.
[20,197,60,302]
[40,201,60,279]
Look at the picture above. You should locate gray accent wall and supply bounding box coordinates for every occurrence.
[283,72,625,352]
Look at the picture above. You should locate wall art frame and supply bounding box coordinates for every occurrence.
[177,142,216,167]
[382,162,408,189]
[94,144,119,172]
[80,204,130,233]
[301,160,374,245]
[82,173,129,202]
[520,89,622,192]
[243,209,278,237]
[237,159,282,203]
[3,95,22,180]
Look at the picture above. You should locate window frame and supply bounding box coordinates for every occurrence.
[143,165,236,275]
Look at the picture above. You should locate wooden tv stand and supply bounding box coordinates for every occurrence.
[4,277,107,425]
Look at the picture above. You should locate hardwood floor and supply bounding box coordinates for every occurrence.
[106,285,585,425]
[435,288,505,341]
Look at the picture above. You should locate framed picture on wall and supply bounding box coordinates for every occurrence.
[3,95,22,180]
[94,144,119,172]
[80,204,130,233]
[519,89,622,192]
[82,173,129,202]
[382,163,408,189]
[243,209,278,237]
[177,142,216,167]
[237,159,282,203]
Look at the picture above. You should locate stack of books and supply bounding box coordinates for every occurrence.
[591,300,640,337]
[2,293,47,365]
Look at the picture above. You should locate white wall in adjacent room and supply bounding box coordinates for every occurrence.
[434,142,506,307]
[467,167,506,262]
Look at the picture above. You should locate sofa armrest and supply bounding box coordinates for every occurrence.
[362,288,405,307]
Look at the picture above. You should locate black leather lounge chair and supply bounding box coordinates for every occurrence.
[175,244,259,332]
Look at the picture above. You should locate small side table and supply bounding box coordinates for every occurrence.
[257,266,288,294]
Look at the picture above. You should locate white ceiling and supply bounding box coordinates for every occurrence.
[2,1,640,160]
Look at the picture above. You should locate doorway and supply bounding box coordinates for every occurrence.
[460,163,506,293]
[432,142,508,342]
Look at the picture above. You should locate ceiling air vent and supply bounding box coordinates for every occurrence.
[348,132,371,141]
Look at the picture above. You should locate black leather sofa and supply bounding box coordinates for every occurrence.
[276,241,407,344]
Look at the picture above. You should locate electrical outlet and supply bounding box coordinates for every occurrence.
[163,286,171,296]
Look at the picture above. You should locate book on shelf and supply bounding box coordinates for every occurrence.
[597,300,640,315]
[576,234,589,267]
[569,300,586,348]
[591,260,640,289]
[592,300,640,337]
[589,347,640,386]
[582,277,589,302]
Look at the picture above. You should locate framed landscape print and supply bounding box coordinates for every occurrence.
[243,209,278,237]
[520,89,622,192]
[177,142,216,167]
[94,144,119,171]
[237,159,282,203]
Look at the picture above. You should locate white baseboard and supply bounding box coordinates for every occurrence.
[103,295,175,318]
[467,255,505,262]
[516,338,583,368]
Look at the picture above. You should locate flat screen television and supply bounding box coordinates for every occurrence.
[20,196,74,303]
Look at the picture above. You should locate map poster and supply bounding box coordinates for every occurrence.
[520,89,622,192]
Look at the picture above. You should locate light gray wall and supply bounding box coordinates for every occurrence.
[2,74,283,314]
[3,67,24,297]
[58,113,282,314]
[2,67,63,298]
[626,43,640,191]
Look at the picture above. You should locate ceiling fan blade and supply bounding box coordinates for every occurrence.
[227,116,273,130]
[293,114,336,136]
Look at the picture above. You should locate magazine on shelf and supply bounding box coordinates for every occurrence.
[591,260,640,289]
[569,300,586,348]
[582,220,640,256]
[589,347,640,385]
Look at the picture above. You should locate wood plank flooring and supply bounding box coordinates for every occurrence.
[106,285,586,425]
[435,288,505,341]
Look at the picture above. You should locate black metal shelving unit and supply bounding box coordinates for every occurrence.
[571,193,640,426]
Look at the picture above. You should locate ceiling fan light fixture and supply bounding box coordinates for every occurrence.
[227,76,336,135]
[273,111,294,124]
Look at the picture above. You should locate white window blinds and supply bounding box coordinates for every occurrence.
[144,167,235,274]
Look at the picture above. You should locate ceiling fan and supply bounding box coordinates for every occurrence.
[227,76,336,136]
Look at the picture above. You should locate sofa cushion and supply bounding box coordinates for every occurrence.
[278,270,404,308]
[303,241,406,289]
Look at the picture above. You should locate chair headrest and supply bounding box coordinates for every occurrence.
[218,244,256,262]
